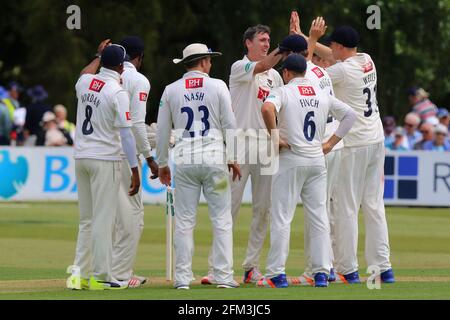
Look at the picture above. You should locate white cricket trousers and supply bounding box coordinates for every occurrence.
[334,142,392,275]
[173,164,234,287]
[230,163,272,271]
[73,159,121,281]
[265,165,332,278]
[303,149,342,277]
[112,158,144,281]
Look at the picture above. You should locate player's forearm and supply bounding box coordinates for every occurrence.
[132,121,152,158]
[254,48,283,75]
[80,58,101,75]
[261,103,277,132]
[299,33,336,65]
[119,127,139,168]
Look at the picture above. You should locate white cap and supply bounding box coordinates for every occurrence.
[173,43,221,64]
[434,123,448,135]
[42,111,56,123]
[425,116,439,126]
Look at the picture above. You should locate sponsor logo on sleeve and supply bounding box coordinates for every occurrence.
[311,67,324,78]
[139,92,148,102]
[363,61,374,73]
[298,86,316,96]
[89,79,106,92]
[257,87,270,101]
[159,100,164,108]
[245,62,253,73]
[185,78,203,89]
[126,112,131,120]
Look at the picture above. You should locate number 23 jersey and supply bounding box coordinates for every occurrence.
[74,67,131,161]
[326,53,384,147]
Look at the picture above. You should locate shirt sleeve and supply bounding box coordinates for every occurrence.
[156,88,172,168]
[326,62,345,86]
[217,81,237,162]
[229,60,256,84]
[130,77,152,158]
[329,96,357,138]
[114,89,132,128]
[264,88,283,113]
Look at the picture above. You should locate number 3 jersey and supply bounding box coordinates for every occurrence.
[156,70,236,167]
[265,77,352,161]
[74,67,132,161]
[326,53,384,147]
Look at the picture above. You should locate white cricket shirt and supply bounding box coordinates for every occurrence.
[74,67,131,161]
[326,53,384,147]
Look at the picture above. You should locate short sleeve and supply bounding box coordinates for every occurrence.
[265,88,283,113]
[230,60,256,84]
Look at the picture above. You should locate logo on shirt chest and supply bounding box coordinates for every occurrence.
[185,78,203,89]
[298,86,316,96]
[139,92,148,102]
[311,67,324,78]
[257,87,270,101]
[89,79,106,92]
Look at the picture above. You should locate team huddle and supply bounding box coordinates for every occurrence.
[66,11,395,290]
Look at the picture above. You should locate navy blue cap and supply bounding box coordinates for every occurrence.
[281,54,307,73]
[327,26,360,48]
[437,108,449,118]
[7,81,23,92]
[279,35,308,53]
[101,44,126,68]
[120,36,145,60]
[406,86,419,96]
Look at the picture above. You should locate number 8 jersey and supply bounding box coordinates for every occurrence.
[325,53,384,147]
[74,67,132,160]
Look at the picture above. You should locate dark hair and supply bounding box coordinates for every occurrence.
[183,56,206,69]
[242,24,271,54]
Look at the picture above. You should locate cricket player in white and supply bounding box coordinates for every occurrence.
[67,44,141,290]
[258,54,356,288]
[111,36,158,288]
[156,43,241,289]
[218,25,286,284]
[291,12,394,283]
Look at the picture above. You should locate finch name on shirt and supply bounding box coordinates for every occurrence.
[80,93,101,108]
[299,98,319,109]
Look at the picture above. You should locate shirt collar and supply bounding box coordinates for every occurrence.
[288,76,308,85]
[124,61,136,71]
[183,70,210,78]
[99,67,121,82]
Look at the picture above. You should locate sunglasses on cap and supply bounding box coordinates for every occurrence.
[110,43,127,62]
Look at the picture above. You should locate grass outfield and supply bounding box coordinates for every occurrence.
[0,202,449,300]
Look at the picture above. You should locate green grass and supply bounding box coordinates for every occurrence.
[0,202,449,299]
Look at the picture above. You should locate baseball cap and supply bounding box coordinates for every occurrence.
[173,43,221,64]
[326,25,360,48]
[278,35,308,53]
[7,81,23,92]
[434,123,448,135]
[280,54,307,73]
[101,44,126,68]
[41,111,56,124]
[120,36,145,60]
[437,108,449,118]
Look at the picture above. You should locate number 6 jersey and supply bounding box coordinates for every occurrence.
[325,53,384,147]
[74,67,132,161]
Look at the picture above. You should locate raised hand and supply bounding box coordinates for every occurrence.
[309,17,327,40]
[289,11,302,35]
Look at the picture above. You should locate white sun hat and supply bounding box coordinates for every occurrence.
[173,43,222,64]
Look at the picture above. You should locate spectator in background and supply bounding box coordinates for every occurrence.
[5,82,27,146]
[385,127,409,151]
[382,116,396,147]
[437,108,449,133]
[24,85,52,146]
[407,87,438,122]
[36,111,73,146]
[0,98,12,145]
[403,112,422,148]
[414,122,434,150]
[423,124,450,151]
[54,104,75,140]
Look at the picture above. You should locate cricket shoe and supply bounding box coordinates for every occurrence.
[175,284,190,290]
[328,268,336,282]
[243,267,263,284]
[66,275,89,290]
[380,268,395,283]
[128,275,147,288]
[201,271,217,285]
[335,271,361,284]
[256,274,288,288]
[289,273,314,286]
[217,280,240,289]
[88,276,128,290]
[314,273,329,287]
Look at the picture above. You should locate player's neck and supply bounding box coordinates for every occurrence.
[187,67,208,75]
[340,50,358,61]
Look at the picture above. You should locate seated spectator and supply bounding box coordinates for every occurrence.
[414,122,434,150]
[423,124,450,151]
[407,87,438,122]
[0,99,12,145]
[437,108,449,133]
[386,127,409,151]
[36,111,73,146]
[382,116,396,147]
[403,112,422,148]
[54,104,75,140]
[24,85,52,146]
